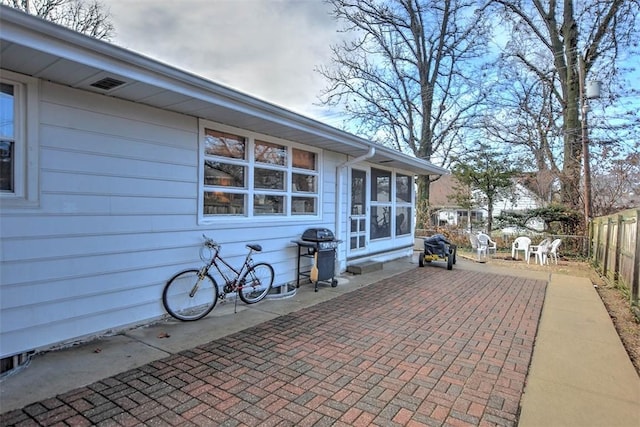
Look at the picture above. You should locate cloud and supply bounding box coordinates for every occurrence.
[104,0,342,118]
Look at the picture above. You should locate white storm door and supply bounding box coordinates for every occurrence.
[349,168,367,252]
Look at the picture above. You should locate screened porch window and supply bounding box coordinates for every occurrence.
[371,168,392,239]
[369,169,413,240]
[395,174,412,236]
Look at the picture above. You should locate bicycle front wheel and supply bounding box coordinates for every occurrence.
[162,269,218,321]
[238,262,274,304]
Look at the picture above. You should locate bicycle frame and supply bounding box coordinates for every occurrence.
[201,243,257,298]
[163,236,273,320]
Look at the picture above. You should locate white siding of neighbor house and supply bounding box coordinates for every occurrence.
[0,81,343,358]
[433,183,542,231]
[493,183,540,216]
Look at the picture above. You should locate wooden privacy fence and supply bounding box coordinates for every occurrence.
[591,208,640,309]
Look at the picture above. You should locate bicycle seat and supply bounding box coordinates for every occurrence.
[247,244,262,252]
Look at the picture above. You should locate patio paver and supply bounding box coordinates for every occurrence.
[1,267,546,426]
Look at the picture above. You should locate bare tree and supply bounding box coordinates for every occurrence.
[317,0,491,225]
[482,56,562,205]
[1,0,114,40]
[591,149,640,216]
[488,0,640,220]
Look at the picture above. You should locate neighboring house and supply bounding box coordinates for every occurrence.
[429,174,544,231]
[428,175,484,229]
[0,7,446,366]
[493,177,545,232]
[493,182,540,216]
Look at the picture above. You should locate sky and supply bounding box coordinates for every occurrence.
[103,0,346,125]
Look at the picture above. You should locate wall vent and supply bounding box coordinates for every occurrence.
[90,77,126,91]
[1,351,33,378]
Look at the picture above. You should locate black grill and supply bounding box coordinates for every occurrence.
[293,228,341,291]
[301,228,335,242]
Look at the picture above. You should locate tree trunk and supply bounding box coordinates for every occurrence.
[560,0,583,212]
[416,175,431,229]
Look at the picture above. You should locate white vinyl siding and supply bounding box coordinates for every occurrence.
[0,80,340,358]
[0,81,198,356]
[0,75,415,360]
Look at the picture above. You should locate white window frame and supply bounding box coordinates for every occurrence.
[198,120,321,224]
[395,172,413,236]
[0,70,39,206]
[370,167,393,240]
[368,167,415,241]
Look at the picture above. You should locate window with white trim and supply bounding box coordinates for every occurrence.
[0,82,16,192]
[200,122,320,219]
[0,70,38,204]
[371,168,392,239]
[370,168,413,240]
[395,173,412,236]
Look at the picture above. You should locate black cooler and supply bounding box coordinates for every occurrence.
[292,228,340,292]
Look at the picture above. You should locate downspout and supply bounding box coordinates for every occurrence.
[335,147,375,268]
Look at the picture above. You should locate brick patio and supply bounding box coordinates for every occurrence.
[1,268,546,426]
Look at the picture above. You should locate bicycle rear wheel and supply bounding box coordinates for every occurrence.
[238,262,274,304]
[162,269,218,321]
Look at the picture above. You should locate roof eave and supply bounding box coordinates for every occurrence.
[0,6,448,176]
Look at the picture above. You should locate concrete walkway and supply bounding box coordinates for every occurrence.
[0,255,638,426]
[519,274,640,426]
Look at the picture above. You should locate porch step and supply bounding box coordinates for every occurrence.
[347,261,383,275]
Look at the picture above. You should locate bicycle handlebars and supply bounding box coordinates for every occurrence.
[201,234,261,253]
[202,234,219,249]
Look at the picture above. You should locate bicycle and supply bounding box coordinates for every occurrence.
[162,235,274,321]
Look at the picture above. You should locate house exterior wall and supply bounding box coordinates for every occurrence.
[0,78,416,358]
[493,183,539,216]
[493,183,544,231]
[1,81,195,357]
[429,175,543,231]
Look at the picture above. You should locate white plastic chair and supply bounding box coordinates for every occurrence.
[477,233,497,256]
[547,239,562,264]
[469,234,488,261]
[511,236,531,261]
[529,238,550,265]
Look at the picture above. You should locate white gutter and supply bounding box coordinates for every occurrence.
[1,7,450,176]
[335,147,376,268]
[338,146,376,169]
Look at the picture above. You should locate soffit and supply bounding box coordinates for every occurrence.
[0,8,447,176]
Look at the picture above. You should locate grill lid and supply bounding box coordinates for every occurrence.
[302,228,335,242]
